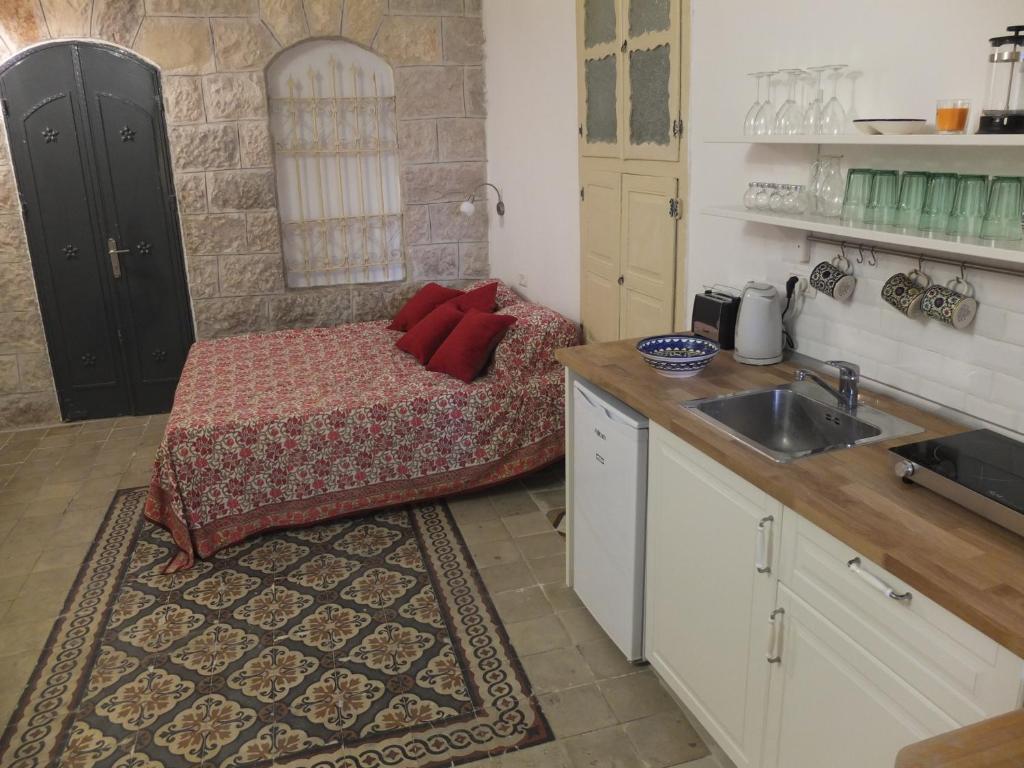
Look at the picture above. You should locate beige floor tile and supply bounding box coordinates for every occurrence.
[490,741,573,768]
[87,460,132,479]
[521,647,594,694]
[0,546,41,579]
[3,587,69,624]
[563,725,645,768]
[521,461,565,489]
[491,586,553,624]
[502,511,553,539]
[37,434,76,449]
[542,583,584,612]
[449,493,502,523]
[460,518,513,546]
[0,650,37,725]
[117,473,151,491]
[34,481,80,502]
[558,607,608,645]
[77,476,120,496]
[516,531,565,561]
[599,670,676,724]
[527,555,566,586]
[490,487,538,518]
[478,561,537,595]
[0,574,26,602]
[20,564,79,596]
[671,756,724,768]
[31,542,89,573]
[506,614,573,658]
[0,446,33,465]
[0,617,55,658]
[537,684,617,738]
[48,463,93,484]
[469,538,523,569]
[577,637,640,681]
[70,489,116,512]
[530,488,566,512]
[109,425,146,441]
[624,710,709,767]
[113,415,150,428]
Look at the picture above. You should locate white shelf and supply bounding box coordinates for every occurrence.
[706,135,1024,147]
[701,205,1024,268]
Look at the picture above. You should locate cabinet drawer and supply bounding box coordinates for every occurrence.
[779,508,1024,725]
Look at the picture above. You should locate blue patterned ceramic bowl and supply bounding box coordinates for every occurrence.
[635,335,720,378]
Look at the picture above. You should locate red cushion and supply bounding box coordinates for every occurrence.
[388,283,463,331]
[448,281,497,313]
[427,309,517,382]
[396,303,465,364]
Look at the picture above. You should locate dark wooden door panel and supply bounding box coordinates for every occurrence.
[0,42,194,420]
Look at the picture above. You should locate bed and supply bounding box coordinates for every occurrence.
[144,281,578,570]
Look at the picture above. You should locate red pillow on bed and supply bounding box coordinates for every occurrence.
[396,302,465,363]
[388,283,463,331]
[427,309,517,383]
[448,281,498,313]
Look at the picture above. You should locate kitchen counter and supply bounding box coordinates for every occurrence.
[556,340,1024,660]
[894,710,1024,767]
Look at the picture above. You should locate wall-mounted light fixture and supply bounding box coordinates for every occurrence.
[459,182,505,217]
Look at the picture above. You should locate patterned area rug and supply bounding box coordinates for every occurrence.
[0,489,551,768]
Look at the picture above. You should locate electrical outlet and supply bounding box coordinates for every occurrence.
[517,273,528,288]
[789,273,814,298]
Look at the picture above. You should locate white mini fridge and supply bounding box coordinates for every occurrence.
[572,378,649,661]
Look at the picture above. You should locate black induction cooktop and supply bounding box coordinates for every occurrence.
[890,429,1024,536]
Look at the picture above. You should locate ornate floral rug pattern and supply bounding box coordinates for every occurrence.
[0,489,551,768]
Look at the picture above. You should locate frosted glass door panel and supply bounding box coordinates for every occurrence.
[629,0,670,36]
[584,0,617,48]
[623,0,680,161]
[629,45,670,146]
[585,55,618,146]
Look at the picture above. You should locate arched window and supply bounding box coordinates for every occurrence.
[267,41,403,288]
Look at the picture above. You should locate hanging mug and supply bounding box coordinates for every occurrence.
[921,275,978,329]
[809,253,856,301]
[881,268,931,319]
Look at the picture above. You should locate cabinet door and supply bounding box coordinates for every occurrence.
[578,0,622,158]
[580,168,622,343]
[645,424,781,768]
[619,174,677,338]
[762,585,959,768]
[623,0,681,161]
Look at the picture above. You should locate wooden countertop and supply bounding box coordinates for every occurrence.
[895,710,1024,767]
[556,340,1024,660]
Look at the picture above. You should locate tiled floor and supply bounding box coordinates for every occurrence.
[0,418,720,768]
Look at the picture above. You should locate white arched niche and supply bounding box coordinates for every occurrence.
[267,40,404,288]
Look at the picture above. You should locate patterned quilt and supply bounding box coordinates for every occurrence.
[145,285,579,571]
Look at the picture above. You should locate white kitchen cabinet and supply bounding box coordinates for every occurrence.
[645,422,782,768]
[760,585,959,768]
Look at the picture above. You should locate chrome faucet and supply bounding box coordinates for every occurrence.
[795,360,861,413]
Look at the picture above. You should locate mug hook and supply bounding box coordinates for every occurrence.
[855,244,865,264]
[868,247,878,267]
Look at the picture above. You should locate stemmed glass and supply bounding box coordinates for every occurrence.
[801,66,828,135]
[743,72,766,136]
[820,64,848,136]
[752,71,778,136]
[774,69,805,135]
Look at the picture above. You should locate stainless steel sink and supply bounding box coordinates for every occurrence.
[683,381,922,463]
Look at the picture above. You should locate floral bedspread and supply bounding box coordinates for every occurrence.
[145,288,579,570]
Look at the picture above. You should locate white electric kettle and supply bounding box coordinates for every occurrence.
[734,282,784,365]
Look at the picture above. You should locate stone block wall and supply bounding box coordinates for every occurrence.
[0,0,488,428]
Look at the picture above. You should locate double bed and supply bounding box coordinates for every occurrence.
[144,282,578,570]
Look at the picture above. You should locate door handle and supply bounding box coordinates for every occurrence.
[755,515,774,574]
[107,237,130,279]
[766,607,785,663]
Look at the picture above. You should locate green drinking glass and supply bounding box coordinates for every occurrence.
[981,176,1023,241]
[894,171,929,231]
[840,169,874,226]
[946,175,989,239]
[864,170,899,227]
[918,173,958,234]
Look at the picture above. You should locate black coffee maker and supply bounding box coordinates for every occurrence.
[979,25,1024,134]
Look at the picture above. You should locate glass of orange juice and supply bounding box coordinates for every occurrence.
[935,99,971,134]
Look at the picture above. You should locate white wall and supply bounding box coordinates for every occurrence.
[483,0,581,321]
[687,0,1024,432]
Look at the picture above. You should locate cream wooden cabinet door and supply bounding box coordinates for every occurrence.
[578,0,622,158]
[580,168,622,343]
[761,585,959,768]
[623,0,682,161]
[619,174,678,337]
[645,423,781,768]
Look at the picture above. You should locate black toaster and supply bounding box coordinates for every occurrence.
[691,290,741,350]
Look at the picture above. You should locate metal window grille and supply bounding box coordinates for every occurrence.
[268,46,404,287]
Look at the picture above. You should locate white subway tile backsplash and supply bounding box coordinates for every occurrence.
[785,242,1024,432]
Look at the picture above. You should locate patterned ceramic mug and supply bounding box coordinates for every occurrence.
[881,269,931,318]
[921,277,978,329]
[809,254,856,301]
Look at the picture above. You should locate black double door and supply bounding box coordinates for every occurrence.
[0,42,193,420]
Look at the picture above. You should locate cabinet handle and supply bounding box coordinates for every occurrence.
[766,607,785,663]
[755,515,773,574]
[847,557,913,603]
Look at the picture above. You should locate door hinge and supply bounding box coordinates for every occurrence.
[621,39,628,52]
[1,99,8,117]
[578,124,583,137]
[668,198,681,219]
[580,187,585,202]
[672,117,684,137]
